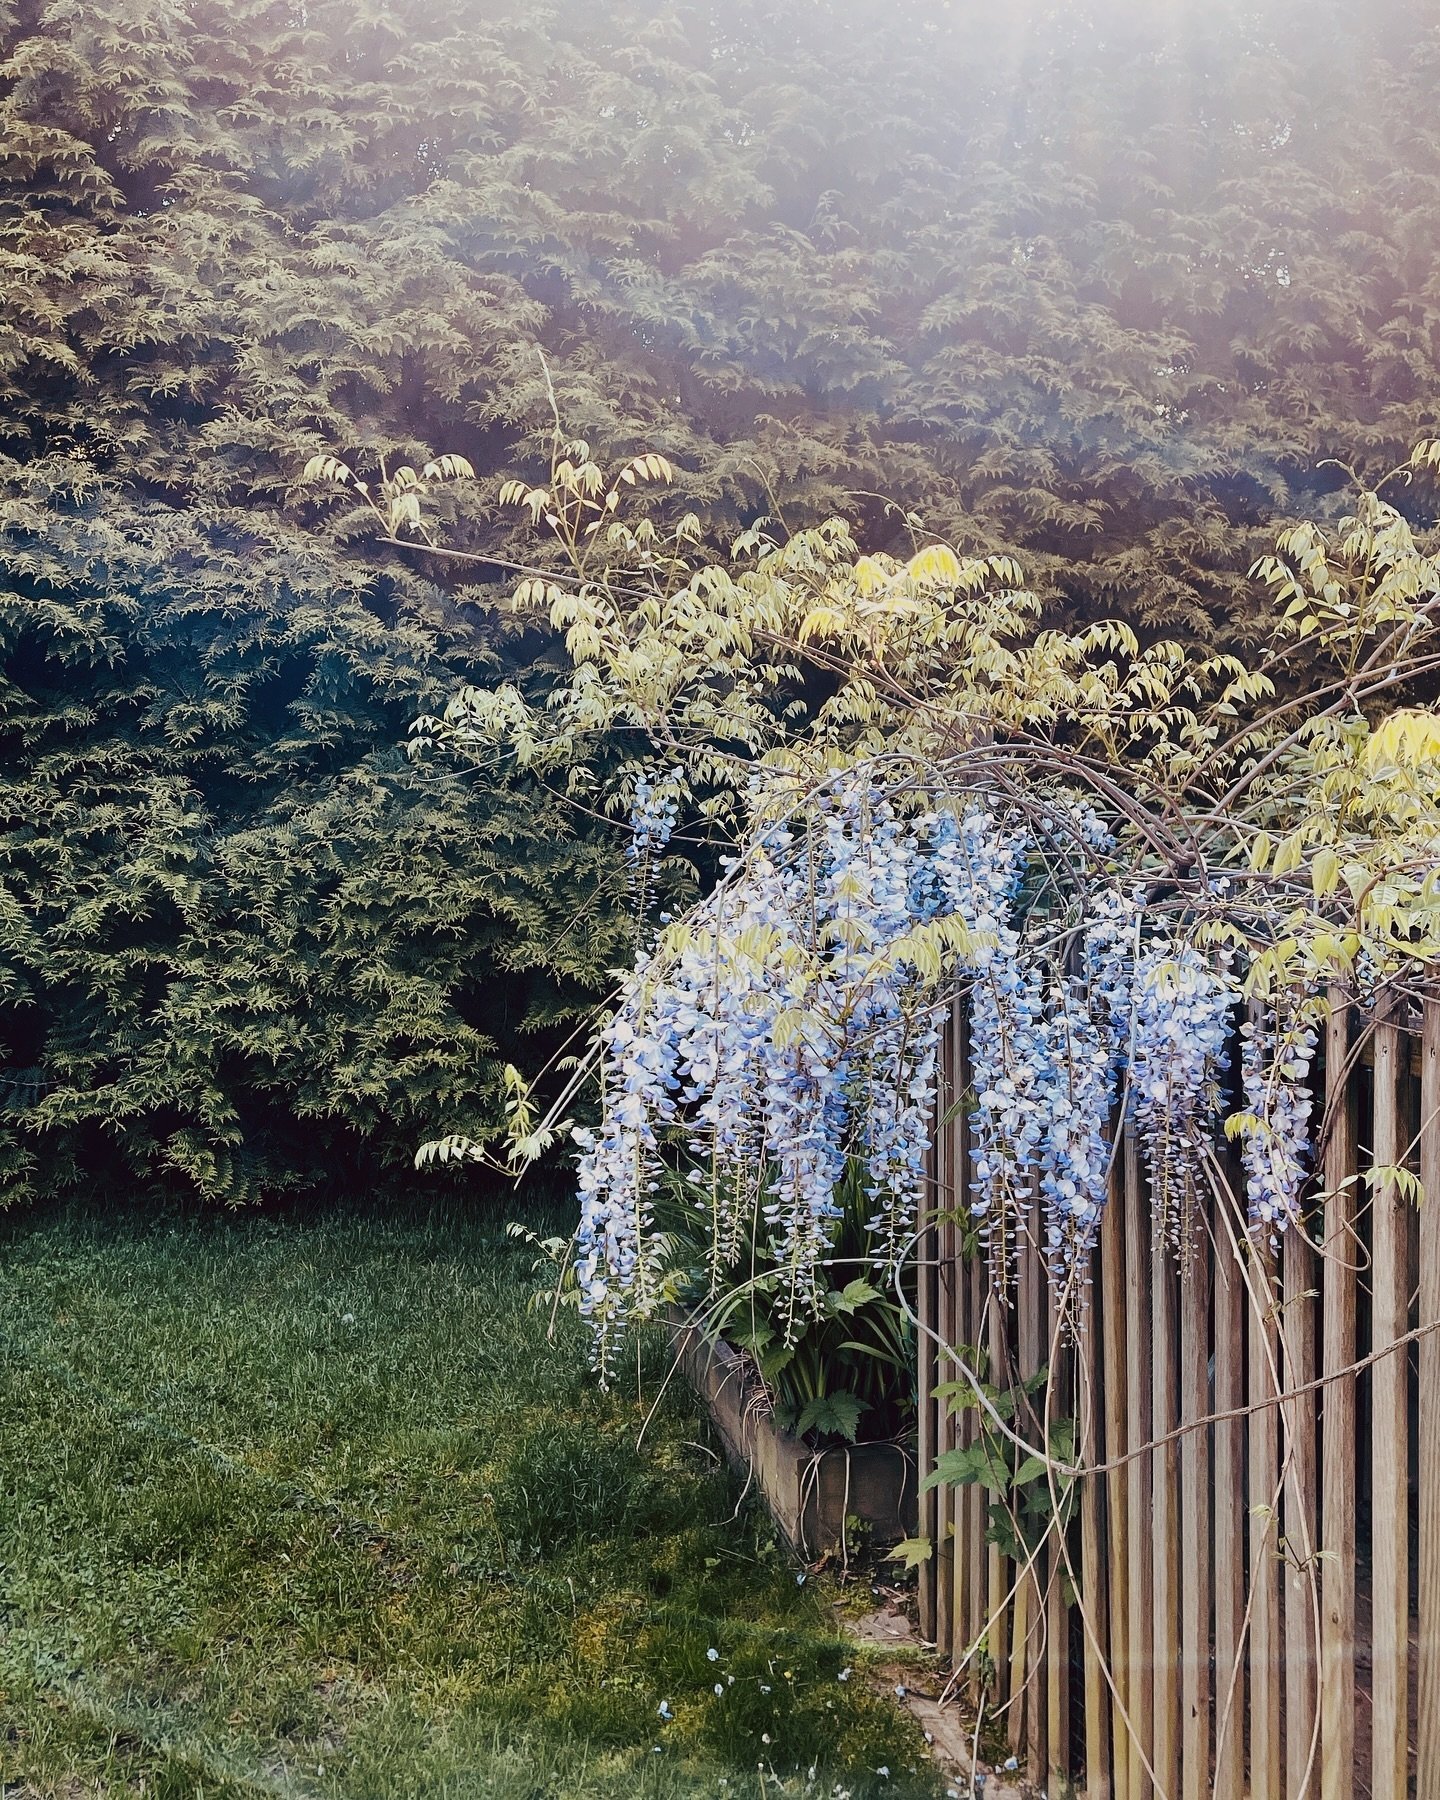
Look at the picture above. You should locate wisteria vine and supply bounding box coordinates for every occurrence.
[573,771,1322,1371]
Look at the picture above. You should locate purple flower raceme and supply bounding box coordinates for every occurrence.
[574,768,1323,1371]
[1127,940,1239,1253]
[627,771,679,865]
[1239,994,1319,1243]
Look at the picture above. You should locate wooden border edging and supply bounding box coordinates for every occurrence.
[670,1314,918,1560]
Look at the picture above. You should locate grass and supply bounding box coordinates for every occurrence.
[0,1194,942,1799]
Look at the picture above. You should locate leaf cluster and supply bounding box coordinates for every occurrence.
[662,1161,917,1446]
[924,1360,1077,1565]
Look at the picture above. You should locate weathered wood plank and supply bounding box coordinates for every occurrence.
[1319,993,1357,1798]
[1123,1131,1154,1800]
[1248,1239,1283,1800]
[1281,1205,1319,1799]
[966,1254,987,1690]
[1015,1229,1044,1772]
[1369,998,1408,1800]
[1100,1183,1128,1799]
[1211,1186,1245,1800]
[987,1267,1012,1713]
[934,1005,957,1657]
[950,1004,971,1660]
[1417,995,1440,1796]
[1151,1224,1180,1800]
[1047,1535,1070,1794]
[1080,1313,1111,1799]
[917,1122,938,1643]
[1178,1241,1211,1800]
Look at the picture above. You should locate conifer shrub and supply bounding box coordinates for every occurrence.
[3,0,1437,1202]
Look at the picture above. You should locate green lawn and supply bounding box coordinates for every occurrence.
[0,1197,940,1799]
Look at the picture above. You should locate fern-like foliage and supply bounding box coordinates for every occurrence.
[2,0,1438,1201]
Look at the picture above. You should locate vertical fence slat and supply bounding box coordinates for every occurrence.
[966,1253,987,1687]
[1248,1241,1283,1800]
[987,1276,1011,1715]
[917,1128,939,1644]
[950,1194,970,1664]
[1178,1244,1211,1800]
[1418,995,1440,1796]
[1015,1231,1044,1772]
[934,1010,957,1658]
[1151,1227,1180,1799]
[1211,1194,1245,1800]
[1320,993,1357,1799]
[937,1229,957,1657]
[1123,1131,1154,1799]
[1047,1541,1070,1793]
[1045,1277,1069,1794]
[1370,999,1408,1800]
[1081,1290,1111,1800]
[950,1006,970,1658]
[1282,1206,1319,1800]
[1100,1188,1129,1798]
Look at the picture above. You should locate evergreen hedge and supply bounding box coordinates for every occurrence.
[1,0,1434,1202]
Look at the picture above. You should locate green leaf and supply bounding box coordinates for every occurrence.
[795,1393,865,1442]
[887,1536,934,1572]
[1311,846,1340,898]
[834,1278,882,1313]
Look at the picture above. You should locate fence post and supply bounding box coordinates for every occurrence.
[1014,1231,1044,1772]
[935,1008,957,1661]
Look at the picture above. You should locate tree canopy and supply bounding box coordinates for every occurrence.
[2,0,1438,1202]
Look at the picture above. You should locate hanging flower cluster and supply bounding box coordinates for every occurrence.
[573,770,1319,1370]
[575,779,961,1371]
[939,818,1145,1290]
[1127,941,1239,1253]
[928,806,1034,1285]
[627,772,679,865]
[1239,998,1320,1242]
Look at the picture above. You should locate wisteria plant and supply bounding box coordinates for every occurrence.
[412,420,1440,1390]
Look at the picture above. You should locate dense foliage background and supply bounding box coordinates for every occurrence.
[2,0,1437,1204]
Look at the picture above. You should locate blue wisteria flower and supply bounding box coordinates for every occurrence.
[574,764,1323,1370]
[1240,996,1319,1241]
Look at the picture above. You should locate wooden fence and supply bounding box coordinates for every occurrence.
[915,992,1440,1799]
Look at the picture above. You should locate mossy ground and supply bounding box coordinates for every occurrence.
[0,1197,941,1799]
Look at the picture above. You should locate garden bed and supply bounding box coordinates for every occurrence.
[670,1312,917,1560]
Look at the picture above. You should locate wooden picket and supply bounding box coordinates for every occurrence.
[916,991,1440,1798]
